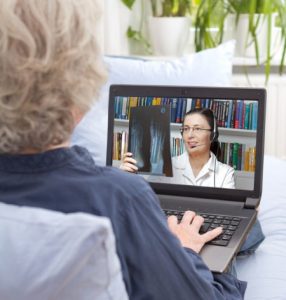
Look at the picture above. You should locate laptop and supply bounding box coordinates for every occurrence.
[106,84,266,273]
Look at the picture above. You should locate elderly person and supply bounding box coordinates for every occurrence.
[0,1,246,299]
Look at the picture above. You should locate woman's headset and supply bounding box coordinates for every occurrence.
[210,112,218,143]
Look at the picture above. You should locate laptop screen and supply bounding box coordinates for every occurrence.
[107,85,266,200]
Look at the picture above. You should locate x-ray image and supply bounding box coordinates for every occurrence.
[128,105,173,176]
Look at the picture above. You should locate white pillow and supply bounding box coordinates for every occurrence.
[71,41,235,165]
[0,203,128,300]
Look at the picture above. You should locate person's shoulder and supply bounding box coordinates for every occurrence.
[216,160,234,174]
[210,152,233,174]
[71,146,150,193]
[96,165,151,193]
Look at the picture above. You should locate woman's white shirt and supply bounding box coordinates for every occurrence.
[171,152,235,188]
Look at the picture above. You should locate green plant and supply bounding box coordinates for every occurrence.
[121,0,192,54]
[194,0,286,83]
[122,0,192,17]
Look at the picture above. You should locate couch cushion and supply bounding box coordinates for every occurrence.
[236,155,286,299]
[71,41,235,165]
[0,202,128,300]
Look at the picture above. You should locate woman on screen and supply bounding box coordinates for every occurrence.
[121,108,235,188]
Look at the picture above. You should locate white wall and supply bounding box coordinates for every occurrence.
[103,0,153,55]
[102,0,133,55]
[232,73,286,160]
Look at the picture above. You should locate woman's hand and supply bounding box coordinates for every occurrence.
[167,211,223,254]
[119,152,138,173]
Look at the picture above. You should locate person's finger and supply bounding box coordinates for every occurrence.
[190,215,204,231]
[181,210,196,225]
[123,157,137,165]
[123,152,133,158]
[167,215,178,229]
[126,162,138,171]
[121,163,138,173]
[202,227,223,243]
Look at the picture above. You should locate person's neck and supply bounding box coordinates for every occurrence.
[19,140,70,154]
[188,152,210,177]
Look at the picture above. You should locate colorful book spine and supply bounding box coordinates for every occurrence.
[175,98,183,123]
[252,102,258,130]
[226,100,232,128]
[181,98,187,122]
[170,98,177,123]
[232,143,239,170]
[186,98,192,113]
[234,101,240,129]
[244,103,250,129]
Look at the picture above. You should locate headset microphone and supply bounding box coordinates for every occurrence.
[190,143,206,149]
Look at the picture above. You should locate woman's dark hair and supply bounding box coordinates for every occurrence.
[183,108,221,159]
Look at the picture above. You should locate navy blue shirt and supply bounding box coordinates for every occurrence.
[0,146,246,299]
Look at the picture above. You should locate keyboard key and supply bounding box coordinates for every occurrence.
[213,219,222,224]
[210,224,220,229]
[228,225,237,231]
[231,221,240,226]
[199,223,210,233]
[222,234,232,241]
[204,218,212,223]
[222,220,230,225]
[210,240,229,246]
[225,230,235,236]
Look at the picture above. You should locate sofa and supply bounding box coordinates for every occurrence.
[70,41,285,299]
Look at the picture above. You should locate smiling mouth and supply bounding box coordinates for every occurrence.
[187,143,198,149]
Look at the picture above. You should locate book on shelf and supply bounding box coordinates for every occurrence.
[219,142,256,172]
[113,131,128,161]
[175,98,183,123]
[114,96,258,131]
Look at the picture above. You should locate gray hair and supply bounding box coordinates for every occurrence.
[0,0,107,153]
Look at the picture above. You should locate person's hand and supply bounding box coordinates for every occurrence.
[119,152,138,173]
[167,211,223,253]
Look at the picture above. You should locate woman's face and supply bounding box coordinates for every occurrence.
[182,113,212,156]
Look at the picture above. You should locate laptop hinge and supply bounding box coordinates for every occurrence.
[244,197,260,209]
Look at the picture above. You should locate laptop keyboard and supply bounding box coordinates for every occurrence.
[163,210,241,246]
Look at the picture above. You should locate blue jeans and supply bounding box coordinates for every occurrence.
[237,219,265,257]
[227,219,265,276]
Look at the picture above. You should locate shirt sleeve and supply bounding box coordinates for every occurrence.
[222,165,235,189]
[118,177,246,300]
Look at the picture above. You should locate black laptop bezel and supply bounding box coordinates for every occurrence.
[106,84,266,202]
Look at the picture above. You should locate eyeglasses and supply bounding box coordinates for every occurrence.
[180,126,212,134]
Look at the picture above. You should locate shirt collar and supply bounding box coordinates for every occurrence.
[0,146,93,173]
[173,151,216,171]
[206,152,216,172]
